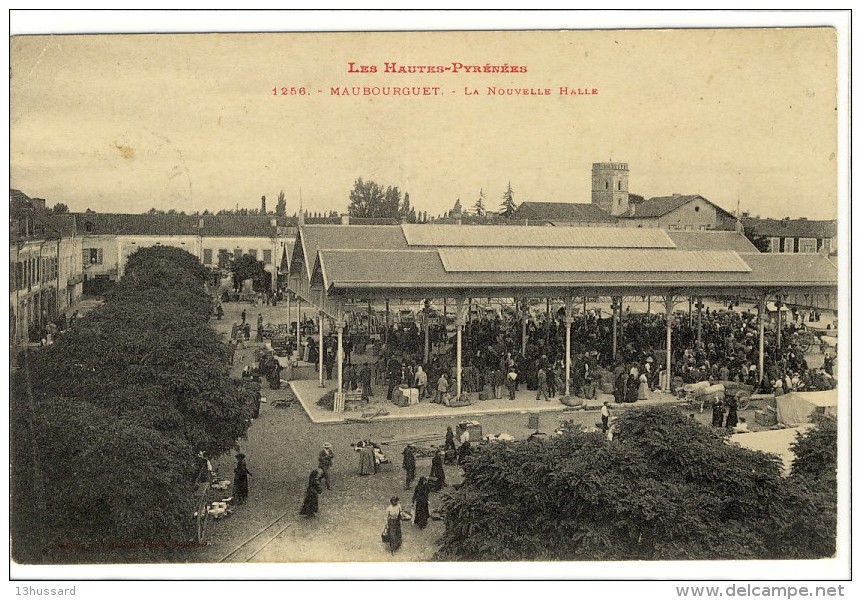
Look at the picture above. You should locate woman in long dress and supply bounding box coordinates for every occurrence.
[429,450,446,491]
[637,372,649,401]
[711,398,725,428]
[412,477,430,529]
[384,496,404,553]
[233,453,251,504]
[358,442,375,475]
[299,469,323,517]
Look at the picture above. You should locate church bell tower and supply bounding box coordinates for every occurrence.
[591,162,630,216]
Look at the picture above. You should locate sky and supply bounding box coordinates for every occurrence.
[10,21,839,220]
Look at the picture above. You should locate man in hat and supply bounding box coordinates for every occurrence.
[318,442,335,490]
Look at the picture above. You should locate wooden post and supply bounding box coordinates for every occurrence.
[618,295,624,356]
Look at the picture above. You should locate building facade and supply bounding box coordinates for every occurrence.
[74,213,297,292]
[740,216,837,255]
[10,190,83,344]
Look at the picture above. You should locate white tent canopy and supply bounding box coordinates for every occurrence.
[776,390,838,427]
[730,426,813,475]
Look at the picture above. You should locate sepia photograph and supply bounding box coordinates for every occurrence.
[7,9,851,586]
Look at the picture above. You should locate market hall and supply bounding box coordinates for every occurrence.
[283,223,838,416]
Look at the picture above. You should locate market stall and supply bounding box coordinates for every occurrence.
[775,389,837,427]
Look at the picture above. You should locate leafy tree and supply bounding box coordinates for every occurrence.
[231,253,269,292]
[500,181,517,218]
[451,198,463,215]
[348,178,414,220]
[276,190,287,217]
[217,249,232,270]
[438,406,793,561]
[474,188,486,216]
[400,192,417,223]
[49,202,69,215]
[744,231,773,253]
[12,245,252,561]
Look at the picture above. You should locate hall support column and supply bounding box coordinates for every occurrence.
[696,297,703,346]
[583,297,587,334]
[286,289,292,348]
[423,309,430,364]
[335,317,345,412]
[545,297,551,349]
[456,297,464,399]
[318,306,325,388]
[758,294,766,384]
[775,295,782,349]
[611,297,618,361]
[385,299,390,345]
[564,296,573,397]
[521,297,527,356]
[618,296,624,356]
[664,295,674,392]
[296,295,302,359]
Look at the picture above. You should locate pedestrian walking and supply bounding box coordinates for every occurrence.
[506,368,517,400]
[536,367,549,401]
[318,442,335,490]
[601,401,611,433]
[299,469,323,517]
[383,496,405,553]
[233,453,251,504]
[412,477,430,529]
[402,443,416,490]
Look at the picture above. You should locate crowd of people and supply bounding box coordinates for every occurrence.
[308,301,836,407]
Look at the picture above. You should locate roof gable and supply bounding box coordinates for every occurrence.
[513,201,617,222]
[623,194,734,219]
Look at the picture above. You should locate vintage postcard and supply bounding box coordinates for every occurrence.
[7,10,850,589]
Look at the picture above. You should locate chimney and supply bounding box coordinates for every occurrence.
[341,214,350,226]
[261,195,267,213]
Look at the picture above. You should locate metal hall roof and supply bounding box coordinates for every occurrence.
[311,248,837,294]
[401,223,675,248]
[436,248,752,273]
[289,223,838,301]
